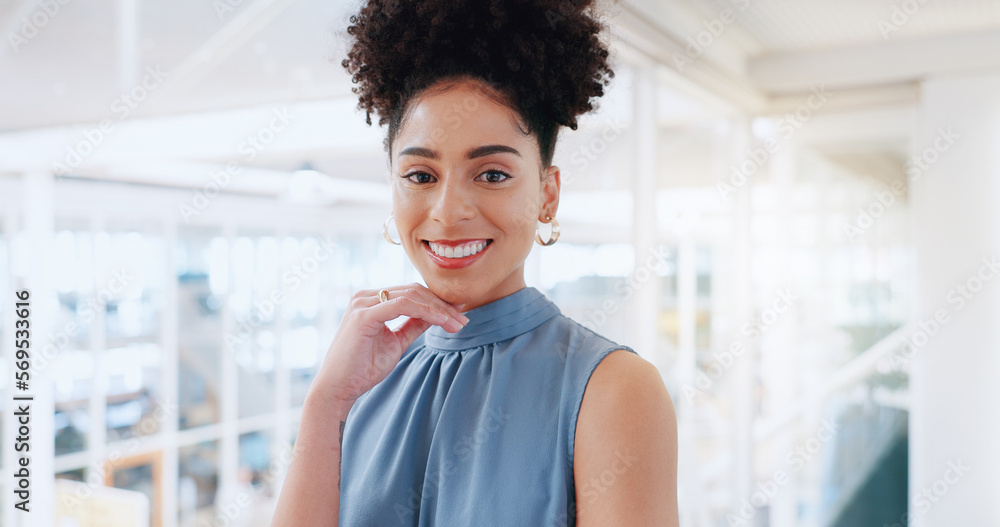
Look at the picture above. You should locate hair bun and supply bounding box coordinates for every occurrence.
[340,0,615,164]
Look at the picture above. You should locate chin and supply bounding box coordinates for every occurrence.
[423,279,476,306]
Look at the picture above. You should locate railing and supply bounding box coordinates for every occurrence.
[754,322,915,443]
[681,322,916,526]
[763,323,915,527]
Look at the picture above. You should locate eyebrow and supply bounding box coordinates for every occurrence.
[397,144,522,160]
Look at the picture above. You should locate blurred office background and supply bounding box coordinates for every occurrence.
[1,0,999,526]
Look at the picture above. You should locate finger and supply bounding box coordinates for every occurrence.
[351,286,420,312]
[349,288,386,310]
[392,316,434,348]
[353,285,416,309]
[356,285,467,325]
[369,295,459,330]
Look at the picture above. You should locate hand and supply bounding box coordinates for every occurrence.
[310,282,469,406]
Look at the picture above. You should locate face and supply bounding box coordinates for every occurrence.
[390,79,560,312]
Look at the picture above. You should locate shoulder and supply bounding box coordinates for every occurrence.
[573,349,679,526]
[577,349,674,436]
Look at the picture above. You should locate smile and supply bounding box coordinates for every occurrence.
[426,239,491,258]
[422,239,493,269]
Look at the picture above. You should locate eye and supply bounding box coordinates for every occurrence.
[477,169,512,184]
[402,171,435,184]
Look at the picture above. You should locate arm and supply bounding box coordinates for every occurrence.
[574,349,679,526]
[270,388,355,526]
[270,284,468,526]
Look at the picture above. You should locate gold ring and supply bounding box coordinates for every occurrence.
[378,288,390,303]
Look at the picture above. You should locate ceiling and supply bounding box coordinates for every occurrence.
[700,0,1000,53]
[1,0,999,191]
[0,0,357,131]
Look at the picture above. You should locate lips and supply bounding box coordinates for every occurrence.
[422,239,493,269]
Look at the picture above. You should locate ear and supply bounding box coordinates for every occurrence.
[539,165,561,221]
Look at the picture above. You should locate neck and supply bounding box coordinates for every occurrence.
[459,273,527,312]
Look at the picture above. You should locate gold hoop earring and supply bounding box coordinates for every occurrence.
[383,214,401,245]
[535,216,560,246]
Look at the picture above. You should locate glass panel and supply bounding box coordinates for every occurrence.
[233,233,278,419]
[695,246,713,351]
[179,440,219,527]
[106,343,166,442]
[656,246,679,354]
[541,241,672,348]
[103,226,166,342]
[101,223,166,442]
[238,429,276,503]
[0,229,6,465]
[52,345,93,454]
[54,401,88,456]
[52,223,94,349]
[286,324,321,408]
[286,234,347,408]
[56,468,86,482]
[177,227,224,430]
[109,453,159,527]
[680,146,915,526]
[51,222,95,455]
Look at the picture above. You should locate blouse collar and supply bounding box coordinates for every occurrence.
[423,286,561,351]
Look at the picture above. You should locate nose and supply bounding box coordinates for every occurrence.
[428,172,476,227]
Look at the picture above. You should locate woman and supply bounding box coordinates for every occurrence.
[271,0,678,525]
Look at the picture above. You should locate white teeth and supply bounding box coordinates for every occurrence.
[428,240,488,259]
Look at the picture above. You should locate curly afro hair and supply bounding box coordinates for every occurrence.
[340,0,616,170]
